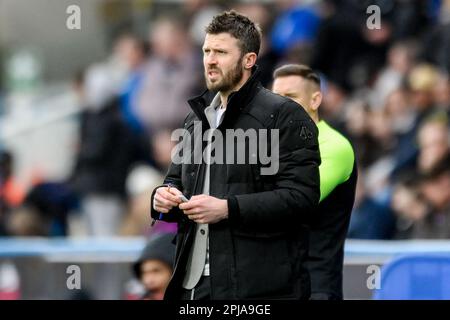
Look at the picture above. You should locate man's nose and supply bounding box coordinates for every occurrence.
[205,54,218,66]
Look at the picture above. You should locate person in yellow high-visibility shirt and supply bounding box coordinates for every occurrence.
[273,64,357,300]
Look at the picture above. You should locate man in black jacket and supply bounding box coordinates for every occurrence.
[150,10,320,300]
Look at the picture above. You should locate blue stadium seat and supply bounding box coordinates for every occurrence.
[373,254,450,300]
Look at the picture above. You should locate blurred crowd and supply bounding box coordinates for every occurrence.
[1,0,450,246]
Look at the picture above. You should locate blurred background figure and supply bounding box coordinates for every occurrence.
[116,34,149,137]
[348,170,396,240]
[432,71,450,111]
[419,157,450,238]
[6,182,78,237]
[369,40,418,110]
[385,73,429,180]
[390,174,430,239]
[0,150,25,235]
[135,16,202,134]
[68,63,148,237]
[422,0,450,74]
[0,151,25,212]
[391,156,450,239]
[129,232,175,300]
[182,0,223,49]
[270,0,320,66]
[417,113,449,174]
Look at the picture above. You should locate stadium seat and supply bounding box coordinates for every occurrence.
[373,254,450,300]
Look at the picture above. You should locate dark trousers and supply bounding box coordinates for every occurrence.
[180,276,211,300]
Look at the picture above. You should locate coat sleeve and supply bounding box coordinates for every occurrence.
[149,114,194,223]
[150,161,186,223]
[227,100,321,230]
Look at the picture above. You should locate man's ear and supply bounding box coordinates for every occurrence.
[310,91,322,111]
[243,52,257,70]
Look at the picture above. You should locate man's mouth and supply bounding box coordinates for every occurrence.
[208,70,220,78]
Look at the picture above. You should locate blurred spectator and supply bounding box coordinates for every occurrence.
[320,80,350,134]
[270,2,320,59]
[69,64,146,236]
[6,182,78,237]
[417,112,449,174]
[389,112,449,239]
[390,174,430,239]
[418,156,450,238]
[182,0,222,47]
[368,109,396,158]
[0,151,25,235]
[386,0,431,40]
[273,0,300,12]
[6,205,49,237]
[136,16,202,133]
[343,99,380,168]
[348,169,396,240]
[130,232,176,300]
[408,63,440,115]
[311,0,390,91]
[390,63,442,177]
[117,34,149,136]
[432,71,450,111]
[353,88,416,202]
[369,40,418,110]
[0,151,25,209]
[236,2,281,87]
[104,34,133,97]
[361,108,398,201]
[384,88,416,138]
[115,34,156,169]
[422,0,450,73]
[392,156,450,239]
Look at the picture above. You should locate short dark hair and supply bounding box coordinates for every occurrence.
[273,64,321,87]
[205,10,262,56]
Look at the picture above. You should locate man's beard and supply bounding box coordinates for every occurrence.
[205,58,244,92]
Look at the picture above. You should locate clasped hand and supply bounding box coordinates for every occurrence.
[153,186,228,224]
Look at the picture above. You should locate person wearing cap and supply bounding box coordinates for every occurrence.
[132,232,176,300]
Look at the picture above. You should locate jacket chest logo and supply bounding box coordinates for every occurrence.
[299,125,313,140]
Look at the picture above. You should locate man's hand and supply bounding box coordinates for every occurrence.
[153,186,183,213]
[179,194,228,224]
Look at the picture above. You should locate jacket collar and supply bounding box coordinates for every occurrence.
[187,65,262,128]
